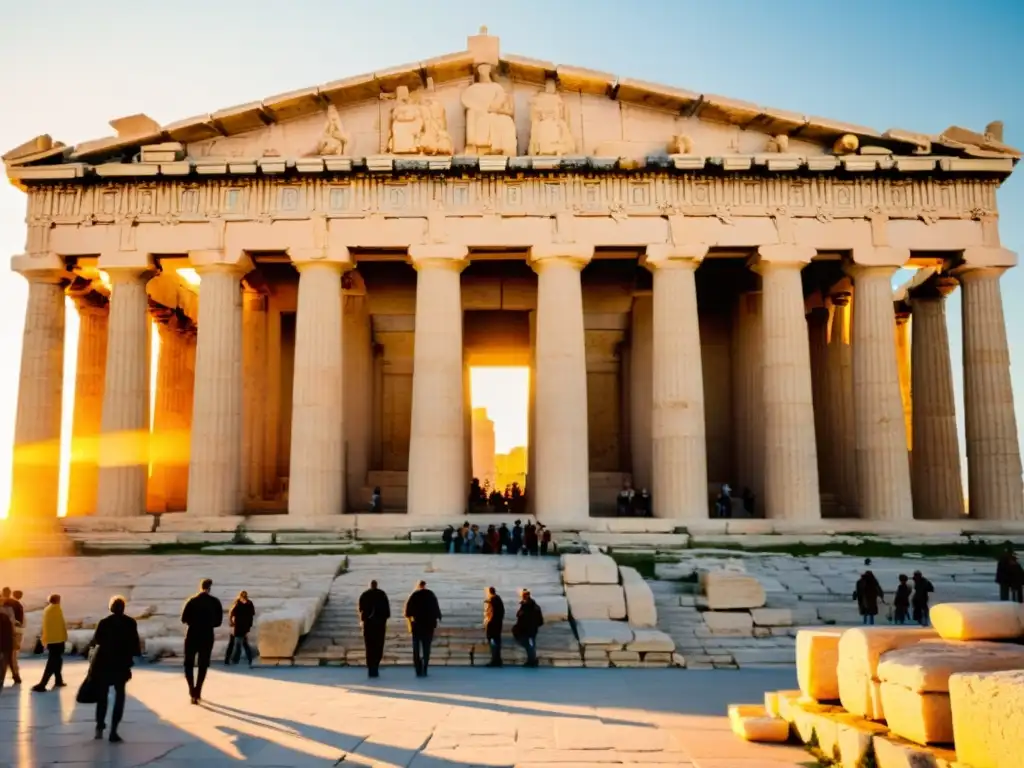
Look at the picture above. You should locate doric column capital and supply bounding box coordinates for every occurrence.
[290,246,352,269]
[954,264,1007,284]
[408,244,469,272]
[11,252,67,283]
[961,246,1017,269]
[528,244,593,272]
[909,275,959,301]
[645,244,707,271]
[850,246,910,268]
[188,249,253,276]
[755,244,816,268]
[845,263,898,281]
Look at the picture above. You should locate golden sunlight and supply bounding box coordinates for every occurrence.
[176,267,201,288]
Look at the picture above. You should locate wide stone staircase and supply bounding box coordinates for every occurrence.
[295,554,582,666]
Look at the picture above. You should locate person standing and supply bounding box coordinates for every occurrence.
[540,526,552,556]
[359,580,391,678]
[180,578,223,704]
[498,522,510,554]
[524,521,539,556]
[0,608,13,695]
[225,591,255,667]
[510,520,523,555]
[442,525,455,554]
[912,571,934,627]
[996,546,1024,603]
[0,587,23,686]
[483,587,505,668]
[404,581,441,677]
[32,594,67,692]
[853,571,883,626]
[893,574,911,625]
[90,596,141,743]
[512,589,544,667]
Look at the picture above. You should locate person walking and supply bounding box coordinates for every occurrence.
[180,578,223,704]
[912,571,934,627]
[225,591,255,667]
[512,589,544,667]
[404,580,441,677]
[0,608,13,695]
[483,587,505,668]
[32,594,68,692]
[893,574,911,625]
[0,587,23,686]
[358,580,391,678]
[90,596,141,743]
[853,571,883,626]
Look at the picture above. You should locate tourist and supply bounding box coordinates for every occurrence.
[616,479,635,517]
[32,594,67,692]
[524,520,539,556]
[853,571,883,626]
[358,580,391,678]
[0,586,23,686]
[893,575,911,625]
[540,526,552,556]
[90,596,141,743]
[512,589,544,667]
[404,580,442,677]
[511,520,523,555]
[474,525,485,553]
[0,608,13,695]
[498,522,510,554]
[714,484,733,519]
[911,571,934,627]
[483,586,505,668]
[180,578,223,705]
[995,545,1024,603]
[369,486,382,514]
[741,487,756,518]
[486,525,500,555]
[637,489,652,517]
[465,525,476,554]
[225,591,255,667]
[442,525,455,554]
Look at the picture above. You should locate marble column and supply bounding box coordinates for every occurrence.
[807,304,832,494]
[827,291,858,513]
[407,245,468,518]
[646,245,708,519]
[149,321,193,512]
[910,285,964,519]
[95,264,153,518]
[530,245,593,523]
[849,256,913,521]
[895,310,913,452]
[629,295,653,493]
[754,246,821,521]
[288,255,349,518]
[66,296,108,517]
[527,310,537,513]
[958,261,1024,521]
[731,291,764,505]
[187,253,248,517]
[343,291,373,510]
[9,258,66,521]
[241,288,268,503]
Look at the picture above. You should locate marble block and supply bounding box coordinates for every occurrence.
[930,601,1024,641]
[701,570,766,610]
[565,584,626,621]
[950,669,1024,768]
[837,626,938,720]
[702,611,754,633]
[796,627,846,701]
[626,628,675,653]
[574,619,634,648]
[561,553,620,585]
[619,566,657,627]
[728,704,791,743]
[257,610,305,658]
[877,640,1024,693]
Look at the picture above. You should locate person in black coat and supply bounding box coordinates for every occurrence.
[90,596,141,743]
[180,578,223,704]
[510,521,523,555]
[403,581,441,677]
[225,591,256,667]
[911,571,934,626]
[358,580,391,678]
[512,589,544,667]
[483,587,505,667]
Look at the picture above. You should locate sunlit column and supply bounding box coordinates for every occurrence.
[754,246,821,521]
[241,287,267,503]
[895,309,913,453]
[8,255,67,521]
[407,245,468,518]
[958,253,1024,521]
[849,252,913,522]
[66,294,109,517]
[187,252,248,517]
[288,251,349,518]
[827,290,858,513]
[629,295,653,493]
[149,320,193,512]
[646,245,708,519]
[529,244,593,524]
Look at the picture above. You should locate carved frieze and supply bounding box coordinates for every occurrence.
[528,80,574,156]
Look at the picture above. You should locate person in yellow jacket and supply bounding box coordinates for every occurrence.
[32,594,67,692]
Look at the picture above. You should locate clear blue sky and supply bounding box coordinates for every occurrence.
[1,0,1022,506]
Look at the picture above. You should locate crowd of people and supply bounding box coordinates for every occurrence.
[468,479,529,517]
[853,560,935,626]
[442,519,552,556]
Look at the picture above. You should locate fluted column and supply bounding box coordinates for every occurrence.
[343,291,373,510]
[8,256,66,521]
[732,291,764,504]
[66,296,109,517]
[186,252,248,517]
[629,295,653,493]
[94,263,154,518]
[646,245,708,519]
[754,246,820,521]
[807,304,832,494]
[895,311,913,452]
[958,258,1023,521]
[406,245,468,518]
[241,288,268,503]
[827,291,858,513]
[148,321,193,512]
[530,244,593,523]
[849,253,913,521]
[910,285,964,519]
[287,253,349,517]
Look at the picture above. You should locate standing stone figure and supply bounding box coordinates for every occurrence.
[462,64,517,156]
[387,86,424,155]
[316,104,350,156]
[358,580,391,678]
[416,78,453,155]
[528,80,574,156]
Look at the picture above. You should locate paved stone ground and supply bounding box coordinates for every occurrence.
[0,658,815,767]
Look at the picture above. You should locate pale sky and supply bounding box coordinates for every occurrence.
[2,0,1023,513]
[471,367,529,453]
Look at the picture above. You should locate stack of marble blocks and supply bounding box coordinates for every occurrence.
[561,553,676,668]
[759,602,1024,768]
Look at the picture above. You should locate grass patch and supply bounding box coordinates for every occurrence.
[606,551,657,579]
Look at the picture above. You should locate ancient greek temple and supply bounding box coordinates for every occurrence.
[5,29,1023,531]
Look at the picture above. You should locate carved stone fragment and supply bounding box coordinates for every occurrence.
[766,134,789,153]
[316,105,350,156]
[528,80,574,156]
[668,134,693,154]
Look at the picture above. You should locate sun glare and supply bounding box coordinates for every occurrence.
[469,366,529,453]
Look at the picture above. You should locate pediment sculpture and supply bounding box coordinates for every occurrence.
[528,79,575,156]
[462,63,517,156]
[316,104,350,156]
[386,79,453,156]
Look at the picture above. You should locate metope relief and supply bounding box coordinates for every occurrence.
[316,105,350,156]
[385,80,453,156]
[462,64,517,156]
[528,80,575,156]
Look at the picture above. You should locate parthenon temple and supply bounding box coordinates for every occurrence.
[4,29,1023,533]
